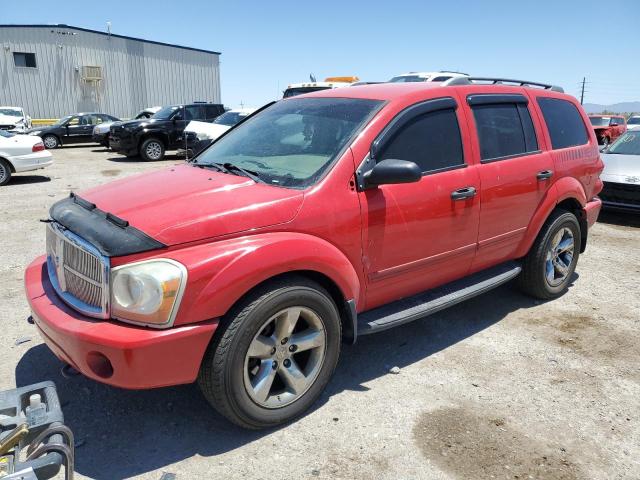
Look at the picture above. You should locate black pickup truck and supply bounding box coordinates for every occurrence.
[109,103,225,161]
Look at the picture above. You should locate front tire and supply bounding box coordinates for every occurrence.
[42,135,59,149]
[198,277,342,429]
[517,209,581,299]
[0,159,12,186]
[140,138,165,161]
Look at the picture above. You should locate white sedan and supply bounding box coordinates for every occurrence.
[0,106,32,133]
[0,130,53,185]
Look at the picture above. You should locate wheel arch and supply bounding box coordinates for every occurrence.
[0,156,16,173]
[516,178,589,257]
[170,233,362,342]
[138,131,168,149]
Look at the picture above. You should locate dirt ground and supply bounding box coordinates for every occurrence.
[1,145,638,480]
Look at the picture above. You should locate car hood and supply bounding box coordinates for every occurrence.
[600,153,640,183]
[77,163,304,247]
[185,121,230,140]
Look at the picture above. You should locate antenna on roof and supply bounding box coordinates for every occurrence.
[106,21,112,36]
[309,73,316,82]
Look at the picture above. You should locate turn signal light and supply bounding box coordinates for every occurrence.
[32,142,45,152]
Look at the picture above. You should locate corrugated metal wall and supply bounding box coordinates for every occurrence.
[0,26,221,119]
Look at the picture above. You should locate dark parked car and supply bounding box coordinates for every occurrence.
[29,113,120,149]
[109,103,225,161]
[92,107,161,147]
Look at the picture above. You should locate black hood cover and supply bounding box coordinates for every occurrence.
[49,193,165,257]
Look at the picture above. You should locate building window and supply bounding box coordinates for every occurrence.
[13,52,37,68]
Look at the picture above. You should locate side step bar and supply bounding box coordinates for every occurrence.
[357,261,522,335]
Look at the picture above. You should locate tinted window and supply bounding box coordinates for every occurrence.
[628,117,640,125]
[537,97,589,149]
[205,105,223,120]
[378,108,464,172]
[472,103,538,160]
[13,52,36,68]
[184,106,204,121]
[431,76,452,82]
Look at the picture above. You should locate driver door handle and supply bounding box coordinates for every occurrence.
[451,186,477,200]
[536,170,554,180]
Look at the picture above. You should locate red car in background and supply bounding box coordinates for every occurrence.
[589,114,627,147]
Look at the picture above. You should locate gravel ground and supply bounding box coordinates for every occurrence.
[1,145,638,480]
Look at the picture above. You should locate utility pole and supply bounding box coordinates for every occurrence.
[580,77,586,105]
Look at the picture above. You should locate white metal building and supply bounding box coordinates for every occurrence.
[0,24,221,119]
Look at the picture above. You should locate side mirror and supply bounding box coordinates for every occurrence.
[610,122,619,127]
[363,159,422,188]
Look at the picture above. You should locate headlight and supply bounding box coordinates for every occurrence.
[110,259,187,327]
[31,130,42,136]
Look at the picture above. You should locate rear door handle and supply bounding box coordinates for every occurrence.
[536,170,553,180]
[451,186,477,200]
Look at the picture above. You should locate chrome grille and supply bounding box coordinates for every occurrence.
[46,223,109,318]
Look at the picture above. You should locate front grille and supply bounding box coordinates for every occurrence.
[46,223,109,318]
[600,181,640,207]
[0,125,14,130]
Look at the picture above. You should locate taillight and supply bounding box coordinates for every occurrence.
[32,142,45,152]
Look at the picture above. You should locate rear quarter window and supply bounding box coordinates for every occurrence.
[537,97,589,150]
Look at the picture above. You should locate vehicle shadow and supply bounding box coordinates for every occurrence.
[597,210,640,228]
[15,282,558,479]
[7,175,52,186]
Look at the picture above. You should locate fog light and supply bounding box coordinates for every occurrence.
[86,352,113,379]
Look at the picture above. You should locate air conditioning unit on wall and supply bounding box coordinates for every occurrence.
[81,65,102,82]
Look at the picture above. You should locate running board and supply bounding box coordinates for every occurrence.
[357,261,522,335]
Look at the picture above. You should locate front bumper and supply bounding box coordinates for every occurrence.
[108,131,136,153]
[599,181,640,212]
[25,256,218,389]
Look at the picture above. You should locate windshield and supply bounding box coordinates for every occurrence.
[589,116,611,127]
[0,108,21,117]
[607,131,640,155]
[0,130,15,138]
[214,111,247,126]
[388,75,426,83]
[152,106,180,120]
[628,117,640,125]
[283,87,332,98]
[53,115,73,126]
[196,97,382,188]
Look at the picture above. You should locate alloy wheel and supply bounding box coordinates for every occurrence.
[43,136,57,149]
[243,306,326,409]
[145,141,162,160]
[545,227,575,287]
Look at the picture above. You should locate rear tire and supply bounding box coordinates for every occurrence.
[517,209,581,300]
[0,159,12,186]
[198,276,342,429]
[140,138,165,161]
[42,135,59,149]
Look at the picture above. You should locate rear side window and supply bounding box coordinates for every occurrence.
[378,108,464,173]
[537,97,589,150]
[472,103,538,161]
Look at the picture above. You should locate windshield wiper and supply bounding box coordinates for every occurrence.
[194,162,230,173]
[223,163,265,183]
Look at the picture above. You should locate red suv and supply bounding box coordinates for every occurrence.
[589,114,627,147]
[25,77,603,429]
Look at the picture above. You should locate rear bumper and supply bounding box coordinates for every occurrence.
[584,197,602,227]
[25,256,218,389]
[92,132,109,144]
[11,150,53,172]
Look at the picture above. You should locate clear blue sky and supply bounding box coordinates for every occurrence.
[3,0,639,108]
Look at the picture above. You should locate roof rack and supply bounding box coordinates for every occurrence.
[443,76,564,93]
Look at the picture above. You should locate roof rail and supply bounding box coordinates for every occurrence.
[443,76,564,93]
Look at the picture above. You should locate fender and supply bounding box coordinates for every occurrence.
[162,232,362,326]
[138,129,169,146]
[514,177,587,258]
